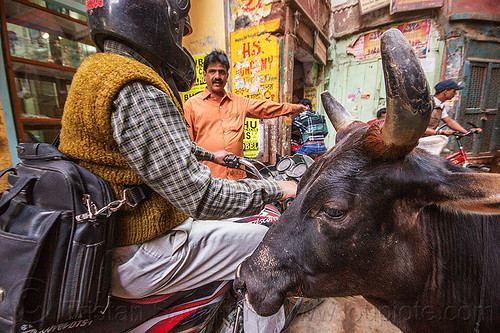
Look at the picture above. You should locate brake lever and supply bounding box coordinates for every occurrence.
[471,129,480,135]
[223,155,240,169]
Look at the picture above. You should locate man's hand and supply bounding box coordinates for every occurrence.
[294,104,309,114]
[213,150,232,166]
[277,181,297,200]
[438,129,453,136]
[471,128,483,134]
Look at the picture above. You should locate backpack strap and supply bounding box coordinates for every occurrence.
[76,183,153,222]
[125,184,153,207]
[0,167,15,179]
[0,174,37,213]
[21,134,154,219]
[52,132,60,147]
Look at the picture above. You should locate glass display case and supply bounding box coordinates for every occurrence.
[1,0,95,143]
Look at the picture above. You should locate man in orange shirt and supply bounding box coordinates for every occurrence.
[184,50,307,179]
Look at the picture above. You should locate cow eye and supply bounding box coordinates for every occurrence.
[319,206,346,220]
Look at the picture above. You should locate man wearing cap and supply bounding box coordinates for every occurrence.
[423,79,482,136]
[418,79,482,155]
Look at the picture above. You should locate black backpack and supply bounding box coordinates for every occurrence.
[0,143,149,333]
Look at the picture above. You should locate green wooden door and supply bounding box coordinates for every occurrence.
[458,40,500,155]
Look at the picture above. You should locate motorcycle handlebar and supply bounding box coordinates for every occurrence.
[223,155,265,180]
[223,153,314,183]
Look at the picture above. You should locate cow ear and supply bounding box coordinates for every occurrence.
[436,173,500,214]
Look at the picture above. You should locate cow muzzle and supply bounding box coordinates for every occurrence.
[233,259,288,317]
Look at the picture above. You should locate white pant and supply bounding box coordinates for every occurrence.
[111,218,285,332]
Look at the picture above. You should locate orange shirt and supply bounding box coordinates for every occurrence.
[184,88,297,179]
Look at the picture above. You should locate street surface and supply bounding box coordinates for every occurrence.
[290,297,402,333]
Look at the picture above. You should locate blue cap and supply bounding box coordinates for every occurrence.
[434,80,464,92]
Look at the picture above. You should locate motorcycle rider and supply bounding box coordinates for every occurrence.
[59,1,296,331]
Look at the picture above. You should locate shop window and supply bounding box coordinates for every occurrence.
[24,0,87,21]
[1,0,95,143]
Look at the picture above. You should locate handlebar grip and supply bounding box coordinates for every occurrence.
[223,155,240,169]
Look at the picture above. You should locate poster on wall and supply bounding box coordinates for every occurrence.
[243,119,261,156]
[358,0,390,15]
[444,38,464,80]
[347,19,432,61]
[397,20,432,57]
[363,30,385,60]
[230,19,280,157]
[230,0,273,27]
[303,87,318,112]
[182,52,209,103]
[390,0,443,13]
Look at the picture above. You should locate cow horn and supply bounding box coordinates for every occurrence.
[380,28,432,154]
[321,91,356,132]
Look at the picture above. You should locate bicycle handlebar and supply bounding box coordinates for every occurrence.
[436,124,480,138]
[451,129,480,138]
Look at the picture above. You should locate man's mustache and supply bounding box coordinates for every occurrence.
[212,79,224,84]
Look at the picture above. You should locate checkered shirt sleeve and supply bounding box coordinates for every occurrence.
[111,81,283,219]
[190,141,214,161]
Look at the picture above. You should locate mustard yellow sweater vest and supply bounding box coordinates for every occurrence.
[60,53,188,247]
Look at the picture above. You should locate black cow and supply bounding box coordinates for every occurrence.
[235,29,500,333]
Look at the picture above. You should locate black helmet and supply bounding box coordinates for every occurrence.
[87,0,195,92]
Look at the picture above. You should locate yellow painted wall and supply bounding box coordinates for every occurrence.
[0,99,12,191]
[184,0,226,55]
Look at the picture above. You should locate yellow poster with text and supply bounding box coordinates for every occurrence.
[182,52,209,103]
[243,118,260,157]
[230,20,280,157]
[304,87,318,112]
